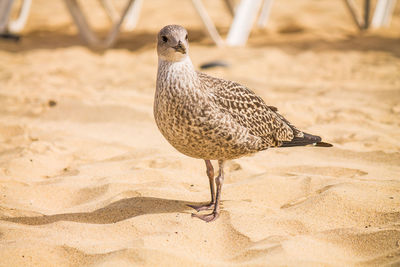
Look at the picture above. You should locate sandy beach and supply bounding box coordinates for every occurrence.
[0,0,400,266]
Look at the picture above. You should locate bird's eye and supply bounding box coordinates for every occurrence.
[185,34,188,41]
[161,36,168,42]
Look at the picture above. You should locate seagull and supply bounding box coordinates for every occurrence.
[154,25,332,222]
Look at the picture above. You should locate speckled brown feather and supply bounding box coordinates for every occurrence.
[197,72,298,147]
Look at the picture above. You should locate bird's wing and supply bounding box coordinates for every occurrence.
[197,72,300,147]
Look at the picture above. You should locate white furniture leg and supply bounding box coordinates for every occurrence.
[123,0,143,30]
[64,0,135,48]
[371,0,397,28]
[192,0,224,46]
[9,0,31,33]
[257,0,274,28]
[226,0,263,46]
[100,0,119,23]
[0,0,14,32]
[98,0,143,30]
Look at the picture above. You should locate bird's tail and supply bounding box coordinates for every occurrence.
[281,132,333,148]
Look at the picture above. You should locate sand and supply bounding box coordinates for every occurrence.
[0,0,399,266]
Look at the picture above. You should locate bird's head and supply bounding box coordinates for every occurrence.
[157,25,189,62]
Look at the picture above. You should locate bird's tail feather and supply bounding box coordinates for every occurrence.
[281,132,332,148]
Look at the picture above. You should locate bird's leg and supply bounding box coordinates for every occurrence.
[188,160,215,212]
[192,160,224,222]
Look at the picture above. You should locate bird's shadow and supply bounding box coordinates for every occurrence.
[1,197,204,225]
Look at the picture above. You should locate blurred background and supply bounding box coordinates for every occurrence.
[1,0,399,50]
[0,1,400,266]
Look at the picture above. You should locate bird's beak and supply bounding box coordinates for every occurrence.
[173,41,186,54]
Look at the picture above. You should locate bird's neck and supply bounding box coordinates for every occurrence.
[157,57,199,91]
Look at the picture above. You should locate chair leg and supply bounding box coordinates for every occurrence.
[100,0,119,23]
[257,0,274,28]
[123,0,143,30]
[343,0,364,30]
[9,0,32,33]
[363,0,370,30]
[0,0,14,33]
[226,0,263,46]
[64,0,135,48]
[191,0,224,46]
[371,0,397,28]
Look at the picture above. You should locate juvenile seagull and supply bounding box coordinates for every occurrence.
[154,25,332,222]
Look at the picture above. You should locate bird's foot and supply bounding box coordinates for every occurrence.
[191,211,219,222]
[187,202,215,212]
